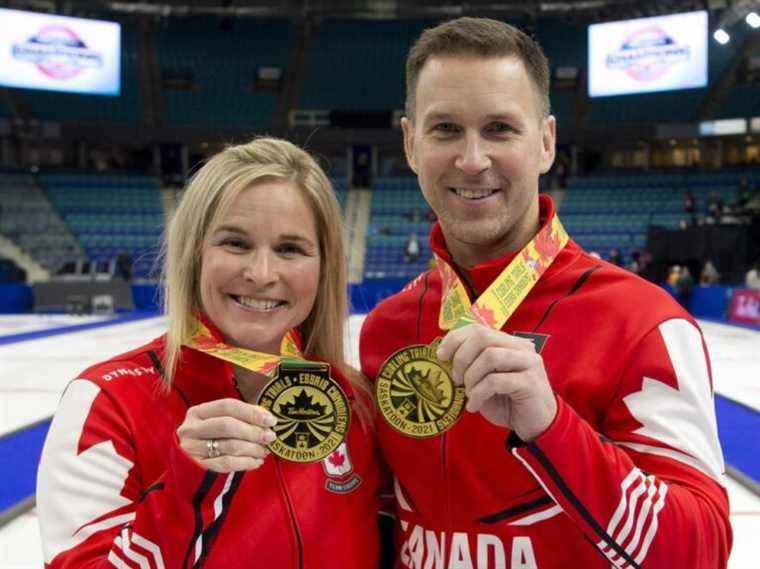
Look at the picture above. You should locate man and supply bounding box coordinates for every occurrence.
[360,17,731,569]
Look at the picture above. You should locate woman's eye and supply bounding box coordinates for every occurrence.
[277,243,304,256]
[221,238,247,249]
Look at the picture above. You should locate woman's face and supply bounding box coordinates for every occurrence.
[199,179,321,354]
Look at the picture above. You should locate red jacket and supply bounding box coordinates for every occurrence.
[38,329,384,569]
[360,195,731,569]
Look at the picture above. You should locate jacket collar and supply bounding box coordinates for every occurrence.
[172,313,305,406]
[429,194,561,296]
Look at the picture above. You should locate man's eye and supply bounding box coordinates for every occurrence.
[487,122,514,134]
[433,122,459,133]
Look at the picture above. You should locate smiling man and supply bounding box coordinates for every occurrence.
[360,17,731,568]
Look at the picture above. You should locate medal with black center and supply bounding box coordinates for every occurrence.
[375,338,466,438]
[258,361,350,463]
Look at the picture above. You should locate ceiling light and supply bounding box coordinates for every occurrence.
[713,29,730,44]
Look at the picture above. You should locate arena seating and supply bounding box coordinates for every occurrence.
[156,17,292,129]
[0,173,81,273]
[364,177,432,278]
[39,173,164,278]
[300,20,431,112]
[561,168,759,259]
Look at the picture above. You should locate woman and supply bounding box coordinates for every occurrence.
[37,138,386,568]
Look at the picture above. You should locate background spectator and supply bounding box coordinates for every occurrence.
[404,233,420,263]
[675,266,695,309]
[700,259,720,285]
[746,261,760,291]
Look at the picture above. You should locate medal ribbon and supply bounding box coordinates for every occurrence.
[436,214,569,331]
[184,319,306,377]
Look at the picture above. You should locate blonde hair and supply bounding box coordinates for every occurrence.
[160,137,369,413]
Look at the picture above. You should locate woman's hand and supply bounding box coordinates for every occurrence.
[177,398,278,472]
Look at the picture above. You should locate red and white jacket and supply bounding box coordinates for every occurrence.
[37,326,385,569]
[360,195,731,569]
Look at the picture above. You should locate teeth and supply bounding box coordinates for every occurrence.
[454,188,497,199]
[236,297,283,310]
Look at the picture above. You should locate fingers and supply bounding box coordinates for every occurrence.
[202,456,265,473]
[465,371,520,413]
[461,347,540,392]
[177,398,279,473]
[187,398,277,428]
[437,324,536,385]
[179,415,276,446]
[193,437,272,461]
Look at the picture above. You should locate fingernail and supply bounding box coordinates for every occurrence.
[262,413,277,427]
[263,430,276,443]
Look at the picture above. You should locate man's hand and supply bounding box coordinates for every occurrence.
[437,324,557,442]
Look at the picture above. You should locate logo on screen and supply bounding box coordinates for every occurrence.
[12,25,103,80]
[605,26,690,82]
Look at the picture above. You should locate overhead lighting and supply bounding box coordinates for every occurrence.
[713,28,730,44]
[747,12,760,29]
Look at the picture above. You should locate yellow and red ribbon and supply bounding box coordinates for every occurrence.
[184,319,304,376]
[436,215,569,332]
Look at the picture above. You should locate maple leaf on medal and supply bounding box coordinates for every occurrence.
[280,389,327,420]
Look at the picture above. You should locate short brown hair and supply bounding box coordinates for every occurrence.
[405,17,551,119]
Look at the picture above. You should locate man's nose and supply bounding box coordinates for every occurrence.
[454,133,491,175]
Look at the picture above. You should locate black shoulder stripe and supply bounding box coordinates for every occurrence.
[416,272,430,342]
[478,495,554,524]
[147,350,165,379]
[527,444,641,569]
[193,472,245,568]
[137,481,165,503]
[182,471,219,569]
[533,265,601,332]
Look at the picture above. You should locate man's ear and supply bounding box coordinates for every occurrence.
[401,116,418,174]
[538,114,557,175]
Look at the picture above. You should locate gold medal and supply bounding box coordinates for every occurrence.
[258,361,350,463]
[375,339,466,438]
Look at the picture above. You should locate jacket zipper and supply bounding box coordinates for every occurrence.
[441,431,451,532]
[275,459,303,569]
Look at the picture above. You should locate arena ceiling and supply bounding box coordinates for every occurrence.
[0,0,732,22]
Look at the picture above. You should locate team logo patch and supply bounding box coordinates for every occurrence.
[375,339,465,438]
[323,442,362,493]
[258,363,350,463]
[513,332,550,354]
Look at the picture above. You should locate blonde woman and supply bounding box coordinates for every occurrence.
[37,138,387,568]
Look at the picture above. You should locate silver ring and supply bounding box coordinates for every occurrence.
[206,439,221,459]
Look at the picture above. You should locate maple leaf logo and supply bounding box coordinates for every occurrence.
[191,334,223,350]
[260,360,278,376]
[531,227,563,276]
[328,449,346,468]
[470,304,498,328]
[280,389,327,420]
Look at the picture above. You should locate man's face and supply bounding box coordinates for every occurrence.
[402,55,556,267]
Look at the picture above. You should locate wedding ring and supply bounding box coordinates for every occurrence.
[206,439,221,459]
